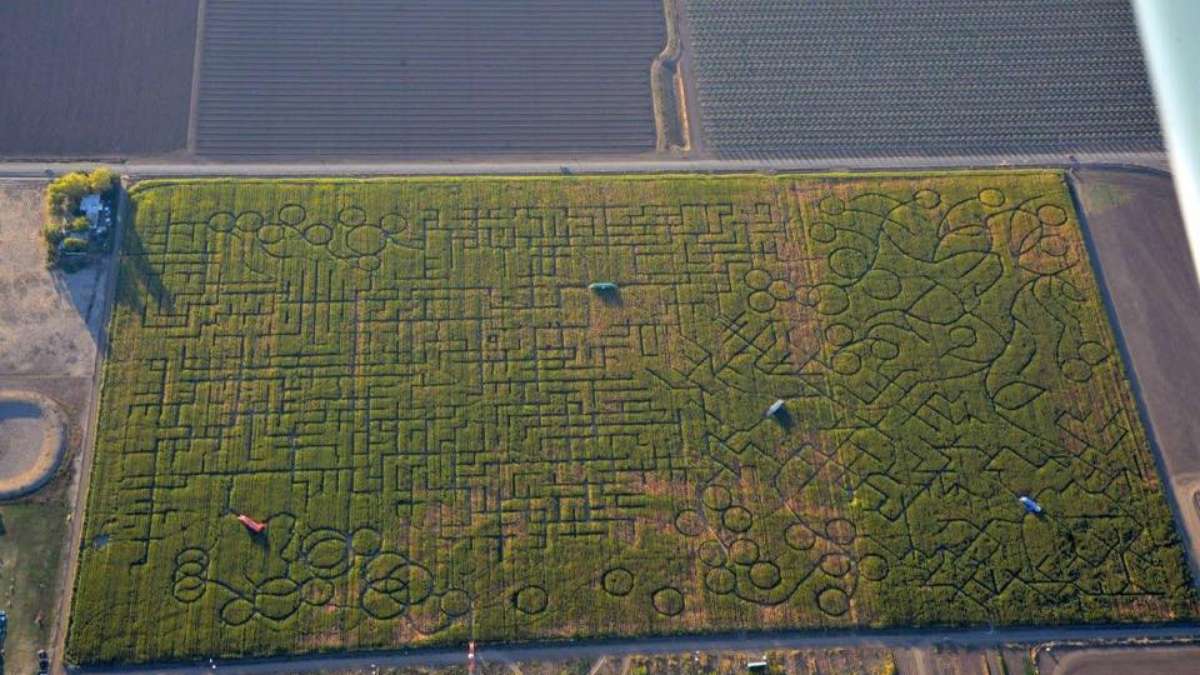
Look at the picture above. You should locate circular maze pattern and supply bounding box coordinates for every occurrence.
[816,587,850,617]
[652,587,685,616]
[699,540,727,567]
[702,485,732,510]
[514,585,548,615]
[785,523,816,550]
[74,176,1189,660]
[674,509,705,536]
[749,561,781,589]
[705,567,736,594]
[602,568,635,596]
[440,589,471,617]
[302,529,351,578]
[301,578,333,606]
[729,539,759,565]
[171,548,209,604]
[721,506,752,533]
[361,554,433,620]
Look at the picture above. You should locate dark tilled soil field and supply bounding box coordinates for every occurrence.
[194,0,666,159]
[683,0,1162,159]
[0,0,198,158]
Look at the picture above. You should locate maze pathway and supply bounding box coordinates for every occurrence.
[69,174,1192,663]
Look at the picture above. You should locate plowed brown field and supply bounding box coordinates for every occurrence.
[0,0,197,158]
[194,0,666,159]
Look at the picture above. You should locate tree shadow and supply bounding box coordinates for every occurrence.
[45,190,173,346]
[117,212,175,316]
[49,258,107,346]
[768,406,794,430]
[590,284,624,307]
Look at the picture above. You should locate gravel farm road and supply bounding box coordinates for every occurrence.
[71,623,1200,674]
[0,150,1171,180]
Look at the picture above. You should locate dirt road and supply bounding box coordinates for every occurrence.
[68,624,1200,674]
[0,150,1171,180]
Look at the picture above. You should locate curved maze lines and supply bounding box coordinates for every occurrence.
[72,176,1192,662]
[204,203,407,271]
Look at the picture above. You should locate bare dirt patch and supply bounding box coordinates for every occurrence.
[0,184,103,377]
[0,392,66,498]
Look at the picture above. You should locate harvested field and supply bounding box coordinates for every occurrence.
[1042,644,1200,675]
[0,0,198,158]
[69,173,1193,664]
[682,0,1161,159]
[194,0,666,159]
[1071,168,1200,580]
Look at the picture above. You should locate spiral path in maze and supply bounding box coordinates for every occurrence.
[69,174,1193,663]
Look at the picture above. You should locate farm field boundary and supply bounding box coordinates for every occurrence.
[68,172,1193,664]
[0,0,198,158]
[682,0,1161,159]
[0,152,1171,181]
[193,0,666,159]
[69,623,1200,674]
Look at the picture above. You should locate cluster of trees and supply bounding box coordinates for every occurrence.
[42,167,119,270]
[45,167,117,219]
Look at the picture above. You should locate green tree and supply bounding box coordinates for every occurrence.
[87,167,118,194]
[45,172,91,218]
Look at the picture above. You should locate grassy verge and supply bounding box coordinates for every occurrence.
[0,501,68,673]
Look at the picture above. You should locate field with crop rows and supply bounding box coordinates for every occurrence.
[68,173,1193,663]
[0,0,198,157]
[683,0,1161,159]
[194,0,665,159]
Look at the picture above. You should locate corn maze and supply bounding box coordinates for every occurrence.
[68,174,1193,663]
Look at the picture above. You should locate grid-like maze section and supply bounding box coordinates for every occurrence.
[69,176,1192,663]
[684,0,1161,159]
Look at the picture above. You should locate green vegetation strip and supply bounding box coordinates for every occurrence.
[68,173,1194,663]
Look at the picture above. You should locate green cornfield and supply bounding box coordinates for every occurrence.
[68,173,1193,664]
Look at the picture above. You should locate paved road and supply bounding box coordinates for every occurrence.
[69,623,1200,674]
[0,150,1170,180]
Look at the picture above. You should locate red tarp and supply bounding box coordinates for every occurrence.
[237,514,266,533]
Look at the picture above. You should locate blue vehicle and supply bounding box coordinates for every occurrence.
[588,282,618,293]
[1018,496,1043,514]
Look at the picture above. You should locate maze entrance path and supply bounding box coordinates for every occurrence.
[68,174,1193,664]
